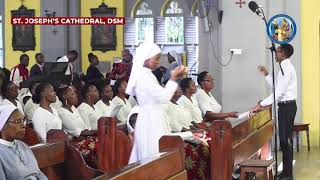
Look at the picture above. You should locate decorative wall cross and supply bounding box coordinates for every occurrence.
[235,0,246,8]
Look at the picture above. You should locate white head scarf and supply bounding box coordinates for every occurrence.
[168,50,182,66]
[0,105,18,131]
[126,42,161,96]
[126,106,140,133]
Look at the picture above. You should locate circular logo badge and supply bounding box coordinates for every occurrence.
[267,14,297,44]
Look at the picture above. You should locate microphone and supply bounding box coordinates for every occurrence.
[248,1,263,18]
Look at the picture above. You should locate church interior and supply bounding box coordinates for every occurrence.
[0,0,319,179]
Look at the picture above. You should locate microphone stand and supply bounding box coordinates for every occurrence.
[259,8,283,176]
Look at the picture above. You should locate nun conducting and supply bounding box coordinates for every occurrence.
[126,43,187,163]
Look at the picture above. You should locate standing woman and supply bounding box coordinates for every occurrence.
[126,42,186,163]
[0,105,47,179]
[32,83,62,142]
[86,53,103,82]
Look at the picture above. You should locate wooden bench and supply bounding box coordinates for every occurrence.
[31,141,105,180]
[160,108,273,180]
[293,123,310,152]
[97,117,132,172]
[93,150,187,180]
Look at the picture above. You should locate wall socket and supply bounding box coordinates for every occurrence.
[230,49,242,55]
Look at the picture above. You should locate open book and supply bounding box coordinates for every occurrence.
[167,131,193,140]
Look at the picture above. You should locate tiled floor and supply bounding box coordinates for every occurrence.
[276,146,320,179]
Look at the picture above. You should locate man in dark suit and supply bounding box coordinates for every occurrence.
[30,53,45,77]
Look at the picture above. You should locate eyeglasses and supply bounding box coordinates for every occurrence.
[203,79,214,83]
[8,119,27,126]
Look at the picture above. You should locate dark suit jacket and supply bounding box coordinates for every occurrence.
[30,64,44,77]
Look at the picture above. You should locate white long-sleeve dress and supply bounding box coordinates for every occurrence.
[129,67,177,163]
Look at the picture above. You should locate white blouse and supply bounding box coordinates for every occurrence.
[77,103,102,130]
[167,102,193,132]
[57,106,91,137]
[23,98,39,120]
[0,99,24,115]
[32,107,62,142]
[111,96,132,123]
[177,95,202,123]
[95,100,112,117]
[195,88,222,115]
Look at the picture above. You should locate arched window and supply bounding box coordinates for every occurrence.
[135,1,154,43]
[164,0,183,44]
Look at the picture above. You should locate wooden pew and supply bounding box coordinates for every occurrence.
[31,141,105,180]
[97,117,132,172]
[93,149,187,180]
[160,108,273,180]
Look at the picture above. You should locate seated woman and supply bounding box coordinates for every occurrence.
[177,78,203,126]
[57,86,95,137]
[126,106,140,144]
[23,81,41,120]
[0,81,24,114]
[32,83,62,142]
[196,71,238,120]
[111,80,132,123]
[86,53,103,82]
[57,86,98,168]
[167,87,195,132]
[0,105,47,179]
[95,83,113,116]
[77,84,102,130]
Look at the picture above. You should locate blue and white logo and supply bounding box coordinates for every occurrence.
[267,14,297,44]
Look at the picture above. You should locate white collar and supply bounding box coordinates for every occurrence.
[0,139,14,146]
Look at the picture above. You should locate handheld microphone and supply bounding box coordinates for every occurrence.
[248,1,263,18]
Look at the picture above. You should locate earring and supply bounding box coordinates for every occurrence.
[89,95,91,99]
[65,100,68,105]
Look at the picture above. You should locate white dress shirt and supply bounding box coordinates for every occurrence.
[166,102,193,132]
[57,55,73,75]
[0,99,24,115]
[95,100,112,117]
[177,95,203,123]
[196,88,222,116]
[57,106,90,137]
[111,96,132,123]
[23,98,39,120]
[32,107,62,142]
[77,103,102,130]
[260,59,297,106]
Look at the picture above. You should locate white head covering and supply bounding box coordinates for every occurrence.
[126,106,140,133]
[0,105,18,131]
[168,50,182,66]
[126,42,161,96]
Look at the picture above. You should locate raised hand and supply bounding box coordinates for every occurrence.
[258,66,269,76]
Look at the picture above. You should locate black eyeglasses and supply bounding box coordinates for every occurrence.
[8,119,27,126]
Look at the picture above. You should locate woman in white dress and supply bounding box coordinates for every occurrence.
[95,84,113,117]
[0,81,24,114]
[196,71,238,120]
[77,84,102,130]
[23,81,40,120]
[32,83,62,142]
[167,87,195,132]
[57,86,98,168]
[111,80,131,123]
[57,86,95,137]
[177,78,203,125]
[126,42,187,163]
